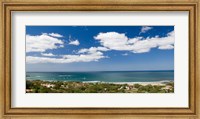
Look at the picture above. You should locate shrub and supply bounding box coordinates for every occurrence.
[134,84,141,88]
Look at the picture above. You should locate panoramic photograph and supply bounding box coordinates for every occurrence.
[26,26,174,93]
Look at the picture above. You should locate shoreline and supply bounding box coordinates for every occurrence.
[26,79,174,93]
[104,80,173,86]
[27,79,173,86]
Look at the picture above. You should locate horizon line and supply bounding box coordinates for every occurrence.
[26,69,174,73]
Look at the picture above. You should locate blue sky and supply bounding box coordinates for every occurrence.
[26,26,174,72]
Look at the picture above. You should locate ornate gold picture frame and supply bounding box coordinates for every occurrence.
[0,0,199,118]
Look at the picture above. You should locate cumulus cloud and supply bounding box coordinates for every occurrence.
[94,32,130,51]
[140,26,153,34]
[122,53,128,56]
[26,33,64,52]
[26,33,108,64]
[41,53,55,57]
[158,44,174,50]
[69,40,80,46]
[94,31,174,53]
[48,33,63,38]
[62,51,106,63]
[26,51,107,64]
[26,30,174,64]
[78,46,109,54]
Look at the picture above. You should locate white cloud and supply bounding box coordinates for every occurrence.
[158,45,174,50]
[94,32,130,51]
[122,53,128,56]
[48,33,63,38]
[26,51,107,64]
[69,40,80,46]
[26,30,174,64]
[94,31,174,53]
[41,53,55,57]
[78,46,109,54]
[62,51,106,62]
[140,26,153,34]
[26,34,64,52]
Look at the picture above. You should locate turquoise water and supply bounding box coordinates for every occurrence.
[26,71,174,82]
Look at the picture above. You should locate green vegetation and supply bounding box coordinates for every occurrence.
[26,80,174,93]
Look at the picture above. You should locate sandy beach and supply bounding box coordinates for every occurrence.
[114,81,172,86]
[83,80,173,86]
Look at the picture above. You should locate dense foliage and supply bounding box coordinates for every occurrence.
[26,80,174,93]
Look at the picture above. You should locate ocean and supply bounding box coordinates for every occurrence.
[26,71,174,83]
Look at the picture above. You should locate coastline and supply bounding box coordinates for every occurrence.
[83,80,173,86]
[26,79,174,93]
[26,79,173,86]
